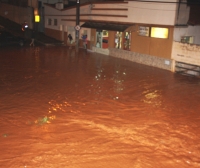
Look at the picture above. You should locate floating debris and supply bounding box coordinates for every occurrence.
[35,116,51,125]
[26,115,56,126]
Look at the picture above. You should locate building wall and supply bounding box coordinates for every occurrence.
[64,31,68,44]
[131,30,150,55]
[0,3,34,29]
[45,27,62,40]
[91,1,185,25]
[174,25,200,45]
[43,0,182,48]
[90,28,96,49]
[28,0,38,8]
[172,41,200,66]
[108,31,116,48]
[125,25,173,59]
[44,1,185,31]
[90,24,173,59]
[44,0,184,32]
[128,1,176,25]
[150,27,174,59]
[43,0,198,71]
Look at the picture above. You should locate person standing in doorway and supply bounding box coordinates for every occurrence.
[30,30,35,47]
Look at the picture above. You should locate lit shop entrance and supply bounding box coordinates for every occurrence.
[96,30,109,49]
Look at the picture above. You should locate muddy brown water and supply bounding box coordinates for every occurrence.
[0,46,200,168]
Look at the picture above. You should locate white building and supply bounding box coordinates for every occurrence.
[1,0,199,75]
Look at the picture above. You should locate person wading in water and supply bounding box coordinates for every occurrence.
[30,30,35,47]
[68,34,73,49]
[82,34,88,52]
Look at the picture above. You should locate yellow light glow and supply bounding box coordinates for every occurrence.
[34,9,38,15]
[151,27,169,39]
[35,15,40,22]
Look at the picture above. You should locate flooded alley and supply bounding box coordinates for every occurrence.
[0,46,200,168]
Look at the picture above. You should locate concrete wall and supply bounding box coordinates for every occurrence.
[174,25,200,45]
[132,0,176,25]
[45,27,62,40]
[172,41,200,66]
[0,3,34,29]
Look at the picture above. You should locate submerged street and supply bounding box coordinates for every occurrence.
[0,46,200,168]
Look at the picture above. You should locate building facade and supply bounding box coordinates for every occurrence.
[2,0,198,74]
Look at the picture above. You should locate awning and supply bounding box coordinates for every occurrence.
[81,21,134,32]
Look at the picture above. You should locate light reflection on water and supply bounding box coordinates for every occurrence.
[0,46,200,167]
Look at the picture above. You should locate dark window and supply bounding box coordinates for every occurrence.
[54,19,57,26]
[38,1,42,8]
[48,19,52,25]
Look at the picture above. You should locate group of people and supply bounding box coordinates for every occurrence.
[29,31,88,49]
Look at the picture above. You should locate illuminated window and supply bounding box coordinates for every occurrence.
[124,31,131,50]
[103,30,108,37]
[115,31,122,49]
[35,15,40,22]
[151,27,169,39]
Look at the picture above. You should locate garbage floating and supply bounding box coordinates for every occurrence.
[34,115,56,125]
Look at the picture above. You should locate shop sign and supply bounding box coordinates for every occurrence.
[139,26,149,36]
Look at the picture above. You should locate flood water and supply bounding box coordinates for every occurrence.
[0,46,200,168]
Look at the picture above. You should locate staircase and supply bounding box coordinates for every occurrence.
[0,16,64,46]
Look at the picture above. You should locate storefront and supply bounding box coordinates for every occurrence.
[114,31,131,50]
[81,21,134,54]
[96,30,109,49]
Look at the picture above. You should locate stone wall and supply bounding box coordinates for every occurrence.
[93,47,110,55]
[109,48,173,71]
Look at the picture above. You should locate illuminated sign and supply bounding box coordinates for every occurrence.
[35,15,40,22]
[151,27,169,39]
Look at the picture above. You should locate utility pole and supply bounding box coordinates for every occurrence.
[75,0,80,52]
